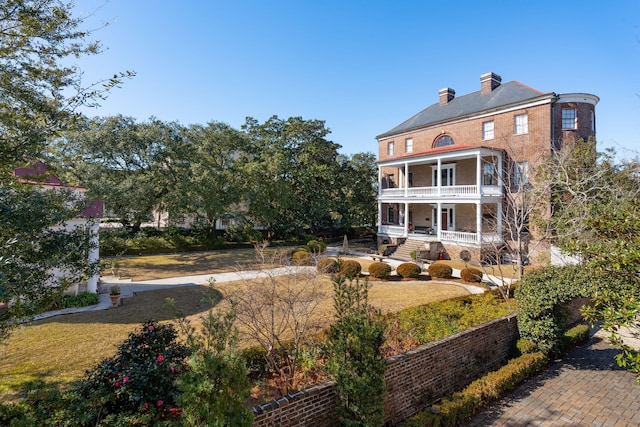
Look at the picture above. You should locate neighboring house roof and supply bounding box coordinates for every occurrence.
[377,81,553,139]
[14,163,104,219]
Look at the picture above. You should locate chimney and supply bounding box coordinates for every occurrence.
[439,87,455,105]
[480,72,502,94]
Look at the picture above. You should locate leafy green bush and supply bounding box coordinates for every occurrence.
[368,261,392,279]
[396,262,422,279]
[59,292,99,308]
[428,263,452,279]
[305,239,327,254]
[516,265,593,354]
[317,257,339,274]
[339,260,362,279]
[516,339,538,355]
[460,267,483,283]
[326,276,386,427]
[404,351,548,427]
[61,321,188,425]
[560,324,590,353]
[241,345,269,379]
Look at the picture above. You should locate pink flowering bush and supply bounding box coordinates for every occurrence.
[66,320,188,425]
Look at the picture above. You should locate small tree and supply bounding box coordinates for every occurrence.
[230,243,325,395]
[325,276,386,426]
[168,281,253,427]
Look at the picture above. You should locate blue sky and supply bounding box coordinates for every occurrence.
[75,1,640,157]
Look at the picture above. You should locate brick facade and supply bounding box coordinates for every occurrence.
[252,314,519,426]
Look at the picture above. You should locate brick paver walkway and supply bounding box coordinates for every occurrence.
[466,329,640,427]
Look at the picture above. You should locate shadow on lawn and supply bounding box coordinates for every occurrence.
[34,286,224,326]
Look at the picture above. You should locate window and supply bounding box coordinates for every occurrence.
[562,109,576,129]
[387,206,395,224]
[482,121,494,140]
[405,138,413,153]
[408,172,413,187]
[434,135,454,148]
[387,174,395,188]
[514,161,529,187]
[432,164,455,186]
[483,164,495,186]
[387,141,394,156]
[591,110,595,132]
[514,114,528,135]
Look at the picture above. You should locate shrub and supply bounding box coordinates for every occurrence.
[396,262,422,279]
[317,257,339,274]
[560,324,590,354]
[64,321,188,424]
[516,338,538,355]
[59,292,99,308]
[368,261,392,279]
[428,262,452,279]
[404,351,548,427]
[291,249,312,264]
[241,345,269,379]
[306,239,327,254]
[339,260,362,279]
[461,267,483,283]
[516,265,594,354]
[326,276,386,427]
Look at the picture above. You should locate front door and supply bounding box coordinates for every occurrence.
[441,211,448,231]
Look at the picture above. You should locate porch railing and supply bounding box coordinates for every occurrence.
[380,184,501,199]
[440,230,478,243]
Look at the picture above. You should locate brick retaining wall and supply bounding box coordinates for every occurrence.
[252,313,519,426]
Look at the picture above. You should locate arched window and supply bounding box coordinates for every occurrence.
[434,135,454,148]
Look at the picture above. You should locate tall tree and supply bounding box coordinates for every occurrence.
[241,116,341,239]
[335,152,378,230]
[57,116,188,231]
[177,122,248,230]
[0,0,130,340]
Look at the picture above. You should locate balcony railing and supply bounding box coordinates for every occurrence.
[379,184,501,199]
[379,225,502,247]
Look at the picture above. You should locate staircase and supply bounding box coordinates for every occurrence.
[388,238,427,261]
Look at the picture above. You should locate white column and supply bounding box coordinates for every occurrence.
[476,202,482,244]
[497,202,503,238]
[404,162,409,196]
[377,202,382,234]
[87,223,100,293]
[497,154,503,193]
[437,158,442,195]
[404,202,410,235]
[476,154,482,195]
[436,202,442,240]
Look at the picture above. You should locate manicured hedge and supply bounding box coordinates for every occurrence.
[368,261,392,279]
[396,262,422,279]
[339,260,362,279]
[460,267,483,283]
[317,257,339,274]
[428,263,452,279]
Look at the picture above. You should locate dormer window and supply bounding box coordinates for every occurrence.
[434,135,454,148]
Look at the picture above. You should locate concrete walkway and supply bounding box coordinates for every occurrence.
[466,327,640,427]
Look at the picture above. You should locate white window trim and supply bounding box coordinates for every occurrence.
[405,138,413,153]
[561,108,577,130]
[482,121,494,140]
[431,164,456,186]
[388,141,394,156]
[514,114,528,135]
[432,205,455,230]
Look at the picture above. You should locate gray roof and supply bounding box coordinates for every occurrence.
[377,81,554,139]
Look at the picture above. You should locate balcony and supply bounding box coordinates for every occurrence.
[379,184,501,201]
[380,225,502,247]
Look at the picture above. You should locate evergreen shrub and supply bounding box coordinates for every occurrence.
[428,263,453,279]
[339,260,362,279]
[368,261,392,279]
[396,262,422,278]
[461,267,483,283]
[317,257,339,274]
